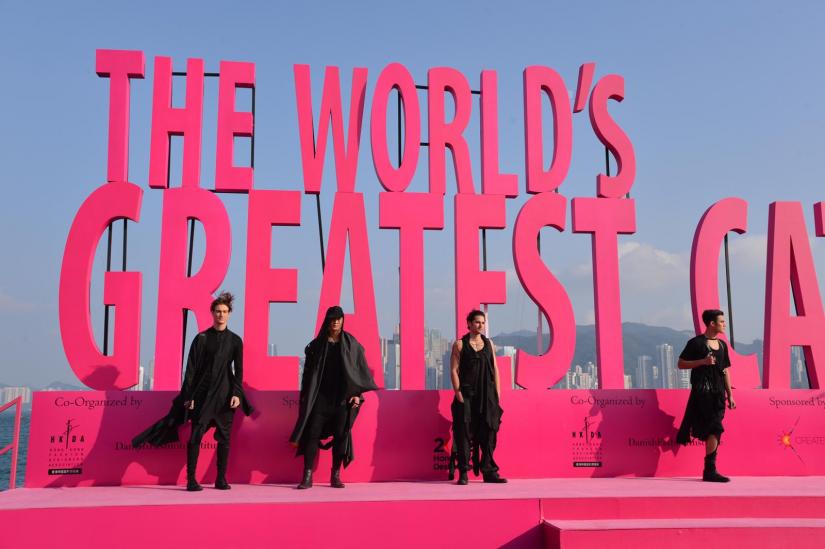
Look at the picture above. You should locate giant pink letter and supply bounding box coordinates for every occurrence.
[149,57,205,189]
[243,191,301,389]
[428,67,475,195]
[379,192,444,389]
[572,197,636,388]
[95,50,145,183]
[454,194,507,337]
[154,188,231,389]
[371,63,421,192]
[481,70,518,197]
[294,65,367,193]
[59,182,143,389]
[316,193,382,386]
[589,74,636,198]
[762,202,825,389]
[690,198,761,388]
[523,66,572,194]
[513,193,576,388]
[215,60,255,193]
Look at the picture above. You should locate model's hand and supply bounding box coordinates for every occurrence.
[705,353,716,366]
[230,396,240,409]
[185,400,195,410]
[349,396,361,408]
[454,391,464,404]
[728,395,736,410]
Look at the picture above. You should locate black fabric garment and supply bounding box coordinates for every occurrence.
[132,327,252,448]
[289,330,378,467]
[300,397,349,469]
[677,335,730,444]
[318,340,343,404]
[452,333,503,474]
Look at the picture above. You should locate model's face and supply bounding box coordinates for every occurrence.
[710,316,726,334]
[212,305,230,328]
[328,317,343,336]
[467,315,485,334]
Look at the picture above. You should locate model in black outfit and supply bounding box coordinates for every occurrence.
[450,309,506,485]
[289,306,378,489]
[132,292,252,491]
[676,309,737,482]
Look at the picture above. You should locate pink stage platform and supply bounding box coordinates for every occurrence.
[3,476,825,547]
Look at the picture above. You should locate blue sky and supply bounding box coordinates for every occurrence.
[1,1,824,386]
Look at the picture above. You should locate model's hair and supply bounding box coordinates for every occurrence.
[211,291,235,312]
[701,309,724,327]
[466,309,486,323]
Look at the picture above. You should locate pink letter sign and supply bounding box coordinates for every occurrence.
[589,74,636,198]
[428,68,475,194]
[149,57,205,189]
[59,182,143,389]
[215,60,255,193]
[153,188,231,389]
[316,193,383,386]
[379,192,444,388]
[454,194,507,337]
[763,201,825,389]
[572,197,636,388]
[690,198,760,388]
[294,65,367,193]
[243,190,302,389]
[95,49,145,183]
[370,63,421,193]
[513,192,575,388]
[480,70,518,197]
[523,66,572,194]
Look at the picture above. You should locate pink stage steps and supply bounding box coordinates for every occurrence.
[3,477,825,548]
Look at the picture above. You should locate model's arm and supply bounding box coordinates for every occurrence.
[181,337,199,408]
[450,340,463,403]
[490,339,501,397]
[230,338,243,408]
[678,355,714,370]
[724,368,736,409]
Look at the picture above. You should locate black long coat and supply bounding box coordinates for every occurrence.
[289,331,378,465]
[132,328,252,447]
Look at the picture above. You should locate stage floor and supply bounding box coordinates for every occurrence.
[3,475,825,508]
[4,477,825,548]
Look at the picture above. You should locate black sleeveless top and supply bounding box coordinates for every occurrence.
[458,333,502,430]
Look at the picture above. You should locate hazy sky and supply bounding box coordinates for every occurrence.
[2,1,825,387]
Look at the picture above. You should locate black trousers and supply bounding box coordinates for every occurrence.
[302,396,348,469]
[452,395,499,476]
[187,411,234,477]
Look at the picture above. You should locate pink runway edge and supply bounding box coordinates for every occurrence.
[3,477,825,548]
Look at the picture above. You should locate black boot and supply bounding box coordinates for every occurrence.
[297,469,313,489]
[702,450,730,483]
[186,443,203,492]
[330,455,345,488]
[457,471,468,485]
[215,443,231,490]
[483,471,508,484]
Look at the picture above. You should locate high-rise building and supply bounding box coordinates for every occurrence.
[1,386,32,404]
[636,355,653,388]
[269,343,278,357]
[657,343,676,389]
[792,347,808,388]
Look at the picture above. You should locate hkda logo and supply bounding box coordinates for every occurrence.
[50,419,85,448]
[571,416,603,468]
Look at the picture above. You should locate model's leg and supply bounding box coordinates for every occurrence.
[298,402,329,489]
[330,405,348,488]
[451,398,470,485]
[479,423,507,483]
[214,413,234,490]
[186,423,207,491]
[703,434,729,482]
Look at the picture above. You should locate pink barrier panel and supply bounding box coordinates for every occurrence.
[25,389,825,487]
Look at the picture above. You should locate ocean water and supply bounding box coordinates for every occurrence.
[0,410,30,490]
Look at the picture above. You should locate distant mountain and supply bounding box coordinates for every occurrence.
[493,322,763,374]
